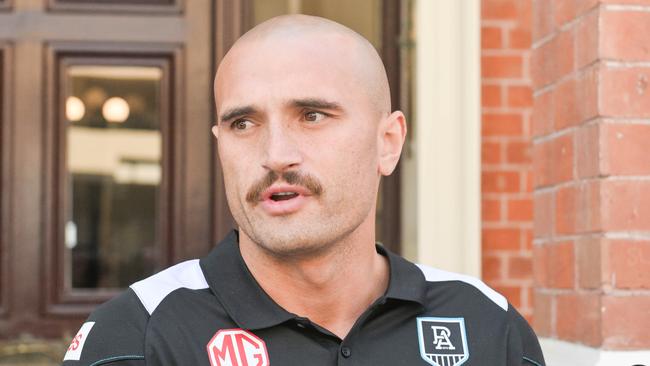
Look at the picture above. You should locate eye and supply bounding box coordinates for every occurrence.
[230,119,254,131]
[303,111,326,123]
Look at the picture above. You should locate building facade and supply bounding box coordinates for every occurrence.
[0,0,648,364]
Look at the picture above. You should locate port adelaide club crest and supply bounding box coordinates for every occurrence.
[417,317,469,366]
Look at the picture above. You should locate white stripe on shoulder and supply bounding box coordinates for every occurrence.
[416,264,508,311]
[130,259,209,315]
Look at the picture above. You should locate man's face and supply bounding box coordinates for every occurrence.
[214,34,383,256]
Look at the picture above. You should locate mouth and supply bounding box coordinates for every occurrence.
[269,191,300,201]
[259,186,311,215]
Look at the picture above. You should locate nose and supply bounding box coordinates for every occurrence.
[261,122,302,172]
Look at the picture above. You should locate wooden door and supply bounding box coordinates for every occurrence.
[0,0,230,341]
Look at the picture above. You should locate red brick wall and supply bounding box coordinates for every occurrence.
[481,0,535,322]
[531,0,650,349]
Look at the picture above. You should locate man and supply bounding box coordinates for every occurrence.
[62,15,545,366]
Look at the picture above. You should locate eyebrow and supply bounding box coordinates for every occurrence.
[219,98,344,123]
[219,105,258,123]
[290,98,343,112]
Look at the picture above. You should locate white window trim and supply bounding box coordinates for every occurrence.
[402,0,481,277]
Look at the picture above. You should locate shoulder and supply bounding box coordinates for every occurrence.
[130,259,209,315]
[62,289,148,365]
[414,263,545,365]
[415,263,508,311]
[62,259,209,365]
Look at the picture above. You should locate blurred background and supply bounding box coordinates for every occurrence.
[0,0,648,365]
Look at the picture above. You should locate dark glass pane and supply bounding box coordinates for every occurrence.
[65,65,162,289]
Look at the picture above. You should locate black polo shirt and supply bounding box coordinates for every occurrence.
[61,231,545,366]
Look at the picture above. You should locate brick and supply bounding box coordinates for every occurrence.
[556,180,602,234]
[508,198,533,221]
[534,190,554,238]
[509,27,532,49]
[549,133,574,185]
[575,64,599,123]
[553,0,576,27]
[532,0,553,42]
[548,241,575,289]
[482,141,502,165]
[555,185,576,235]
[576,237,603,289]
[482,255,503,282]
[554,78,579,129]
[602,180,650,231]
[532,37,555,88]
[494,285,523,308]
[533,244,548,287]
[601,0,650,4]
[482,84,502,107]
[482,0,517,20]
[524,169,535,193]
[600,66,650,118]
[483,227,521,250]
[482,26,503,49]
[482,113,523,136]
[532,88,554,137]
[535,135,577,187]
[482,55,524,78]
[603,123,650,175]
[601,11,650,61]
[508,255,533,279]
[482,0,531,21]
[506,140,531,164]
[507,85,533,108]
[609,240,650,289]
[576,123,601,179]
[602,295,650,348]
[555,29,575,79]
[482,198,502,221]
[576,180,602,233]
[482,171,521,193]
[533,290,553,336]
[523,228,533,251]
[575,8,599,70]
[556,293,602,346]
[554,133,574,184]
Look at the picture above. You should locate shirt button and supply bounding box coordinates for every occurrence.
[341,346,351,358]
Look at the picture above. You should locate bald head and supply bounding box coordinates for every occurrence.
[215,14,391,117]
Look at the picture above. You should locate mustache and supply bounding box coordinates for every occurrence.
[246,170,323,204]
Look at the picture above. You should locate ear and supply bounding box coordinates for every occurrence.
[377,111,407,176]
[211,125,219,139]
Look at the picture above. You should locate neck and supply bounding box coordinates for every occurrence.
[239,215,389,339]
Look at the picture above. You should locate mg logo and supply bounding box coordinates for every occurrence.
[206,329,269,366]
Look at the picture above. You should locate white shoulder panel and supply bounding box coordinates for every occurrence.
[416,264,508,311]
[130,259,209,315]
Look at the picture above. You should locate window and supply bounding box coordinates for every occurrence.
[44,46,179,314]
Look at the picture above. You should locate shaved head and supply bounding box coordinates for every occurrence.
[212,14,406,258]
[215,14,391,117]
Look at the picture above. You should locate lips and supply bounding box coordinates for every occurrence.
[259,185,312,215]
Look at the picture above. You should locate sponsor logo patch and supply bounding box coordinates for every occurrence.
[417,317,469,366]
[206,328,269,366]
[63,321,95,361]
